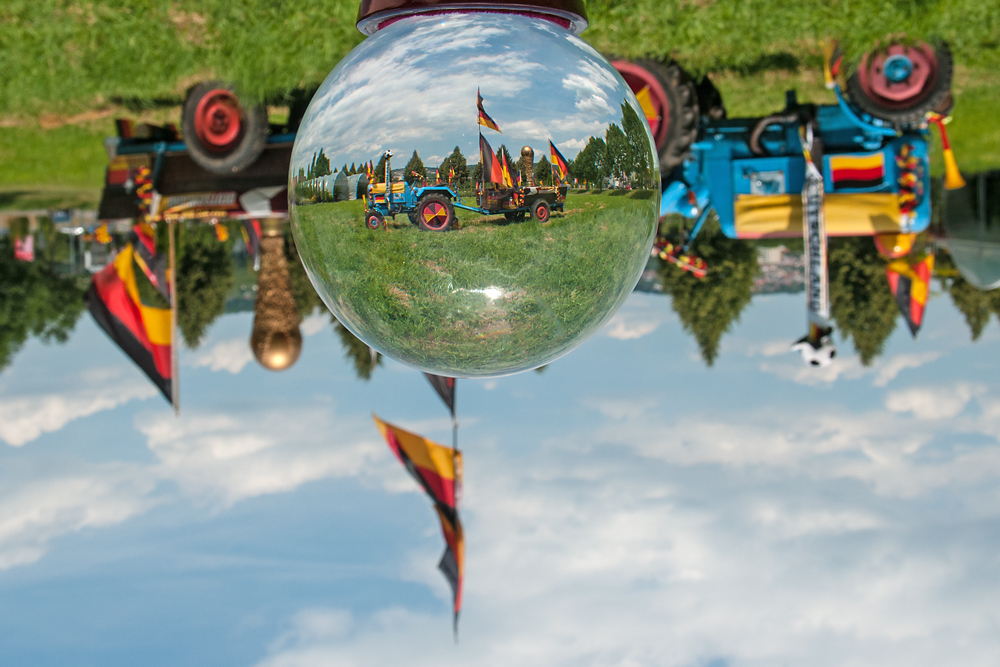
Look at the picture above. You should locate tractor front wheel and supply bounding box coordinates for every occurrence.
[365,210,384,230]
[846,40,953,126]
[416,194,455,231]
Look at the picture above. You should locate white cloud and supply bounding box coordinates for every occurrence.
[0,464,156,569]
[300,311,330,337]
[188,337,254,374]
[0,373,157,446]
[760,355,868,385]
[885,383,984,420]
[872,352,942,387]
[140,406,386,505]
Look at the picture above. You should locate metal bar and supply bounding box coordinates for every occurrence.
[168,219,180,416]
[682,206,713,252]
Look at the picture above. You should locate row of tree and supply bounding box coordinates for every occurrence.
[297,148,374,182]
[573,101,656,189]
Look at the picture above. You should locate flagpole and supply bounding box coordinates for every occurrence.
[168,219,179,416]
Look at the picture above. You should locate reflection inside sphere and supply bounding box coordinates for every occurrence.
[289,12,659,377]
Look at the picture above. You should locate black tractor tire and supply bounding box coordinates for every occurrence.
[611,58,699,174]
[365,210,384,230]
[846,41,953,126]
[182,81,269,175]
[530,200,551,223]
[416,194,455,232]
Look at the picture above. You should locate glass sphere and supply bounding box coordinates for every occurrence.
[289,10,659,377]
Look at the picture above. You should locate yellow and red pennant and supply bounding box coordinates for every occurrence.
[373,414,464,634]
[886,254,934,337]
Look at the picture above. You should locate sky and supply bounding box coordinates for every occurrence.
[2,276,1000,666]
[291,13,647,175]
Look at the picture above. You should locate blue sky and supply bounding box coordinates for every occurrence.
[1,286,1000,666]
[291,13,647,175]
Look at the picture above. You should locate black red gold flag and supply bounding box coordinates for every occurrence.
[477,89,501,133]
[479,135,504,186]
[241,219,262,271]
[549,140,569,183]
[500,152,513,188]
[424,373,456,416]
[87,224,173,403]
[373,414,464,635]
[886,254,934,337]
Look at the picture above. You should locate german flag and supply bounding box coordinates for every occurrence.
[373,414,464,635]
[549,140,569,184]
[886,254,934,337]
[500,152,513,188]
[830,153,885,190]
[87,224,173,403]
[424,373,456,416]
[480,134,504,186]
[241,219,262,271]
[477,88,501,133]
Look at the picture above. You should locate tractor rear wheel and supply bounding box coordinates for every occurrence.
[530,200,550,223]
[416,194,455,231]
[182,81,269,175]
[611,58,699,175]
[846,40,953,126]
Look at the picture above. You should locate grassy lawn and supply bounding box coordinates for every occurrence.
[291,190,657,375]
[2,1,998,206]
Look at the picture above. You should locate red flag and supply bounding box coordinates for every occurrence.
[87,225,173,403]
[479,135,504,186]
[549,140,569,183]
[373,415,464,635]
[477,89,501,133]
[886,254,934,337]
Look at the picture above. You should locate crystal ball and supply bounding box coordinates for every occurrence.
[289,11,659,377]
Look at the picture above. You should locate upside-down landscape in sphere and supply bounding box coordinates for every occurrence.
[289,11,660,377]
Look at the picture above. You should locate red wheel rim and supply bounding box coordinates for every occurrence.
[194,88,244,152]
[421,201,449,229]
[612,61,670,149]
[535,204,548,222]
[857,43,938,109]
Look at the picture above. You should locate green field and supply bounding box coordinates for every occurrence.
[291,190,656,375]
[2,1,998,208]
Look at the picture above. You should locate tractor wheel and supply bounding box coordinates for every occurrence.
[530,200,550,223]
[365,210,384,230]
[416,194,455,231]
[611,58,699,174]
[182,81,268,175]
[846,40,953,126]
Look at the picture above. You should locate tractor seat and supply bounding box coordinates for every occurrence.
[733,193,902,238]
[370,182,406,194]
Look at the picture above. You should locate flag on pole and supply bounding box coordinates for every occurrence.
[424,374,456,416]
[549,140,569,184]
[87,224,173,404]
[479,135,504,186]
[373,414,464,636]
[886,254,934,337]
[241,219,262,271]
[477,89,501,133]
[500,152,513,188]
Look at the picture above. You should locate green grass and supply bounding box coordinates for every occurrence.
[2,1,999,201]
[291,191,656,375]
